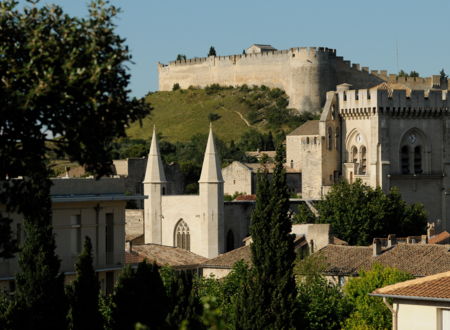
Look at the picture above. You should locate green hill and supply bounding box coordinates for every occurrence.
[126,85,312,143]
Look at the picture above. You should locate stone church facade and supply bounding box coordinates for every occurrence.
[286,83,450,230]
[143,127,253,258]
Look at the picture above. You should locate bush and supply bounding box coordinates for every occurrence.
[172,83,181,91]
[208,113,221,122]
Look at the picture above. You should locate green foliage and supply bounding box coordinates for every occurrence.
[111,138,149,159]
[224,191,245,202]
[173,83,181,91]
[440,69,448,80]
[317,180,427,245]
[176,54,187,61]
[235,146,298,329]
[111,261,168,330]
[398,70,420,78]
[129,86,312,144]
[342,264,413,330]
[0,0,149,258]
[208,112,221,122]
[293,202,316,224]
[195,260,250,327]
[67,237,103,330]
[208,46,217,57]
[166,270,202,329]
[297,276,350,330]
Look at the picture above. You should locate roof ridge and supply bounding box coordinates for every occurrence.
[374,270,450,294]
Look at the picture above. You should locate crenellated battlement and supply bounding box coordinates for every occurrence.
[338,88,450,118]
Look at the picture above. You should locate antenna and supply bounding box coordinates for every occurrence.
[396,40,399,72]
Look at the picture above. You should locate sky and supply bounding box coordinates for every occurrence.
[21,0,450,98]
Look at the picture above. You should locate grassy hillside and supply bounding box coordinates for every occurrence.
[127,85,309,143]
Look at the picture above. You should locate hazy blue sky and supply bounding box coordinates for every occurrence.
[23,0,450,98]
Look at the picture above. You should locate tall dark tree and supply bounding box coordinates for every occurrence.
[166,270,202,329]
[67,236,103,330]
[0,0,149,327]
[111,261,169,330]
[208,46,217,56]
[235,145,298,329]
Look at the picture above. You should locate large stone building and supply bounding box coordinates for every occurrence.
[158,45,449,111]
[286,83,450,229]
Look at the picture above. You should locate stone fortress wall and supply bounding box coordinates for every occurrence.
[158,46,449,112]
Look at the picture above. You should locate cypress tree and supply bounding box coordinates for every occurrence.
[235,145,298,329]
[208,46,217,57]
[12,170,68,330]
[111,261,168,330]
[67,236,103,330]
[166,270,202,329]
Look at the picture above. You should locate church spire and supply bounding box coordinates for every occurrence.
[144,126,166,183]
[199,124,223,183]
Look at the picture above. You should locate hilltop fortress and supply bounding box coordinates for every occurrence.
[158,44,449,111]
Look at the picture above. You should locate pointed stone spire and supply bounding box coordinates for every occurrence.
[199,123,223,183]
[144,126,166,183]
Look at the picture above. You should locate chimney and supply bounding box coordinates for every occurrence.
[387,234,397,248]
[126,240,132,253]
[421,235,428,244]
[373,238,381,257]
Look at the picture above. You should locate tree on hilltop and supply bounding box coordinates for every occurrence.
[235,144,298,329]
[176,54,187,61]
[0,0,149,327]
[208,46,217,56]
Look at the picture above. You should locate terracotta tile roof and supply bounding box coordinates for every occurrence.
[125,251,145,264]
[235,194,256,201]
[201,245,251,268]
[131,244,208,267]
[317,244,450,277]
[372,271,450,301]
[429,231,450,244]
[287,120,319,136]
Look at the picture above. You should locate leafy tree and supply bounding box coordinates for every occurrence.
[295,255,351,330]
[67,237,103,330]
[235,145,298,329]
[0,0,149,327]
[166,270,202,329]
[176,54,187,61]
[440,69,448,80]
[409,70,419,78]
[343,264,413,330]
[0,0,149,254]
[111,261,169,330]
[317,180,427,245]
[208,46,217,57]
[173,83,181,91]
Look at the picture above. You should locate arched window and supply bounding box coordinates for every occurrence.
[360,146,367,174]
[175,219,190,251]
[290,160,294,169]
[314,137,317,144]
[327,127,333,150]
[306,137,310,144]
[226,230,235,252]
[351,146,358,164]
[414,146,423,174]
[401,146,410,174]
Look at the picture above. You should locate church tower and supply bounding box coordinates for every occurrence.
[143,127,166,244]
[198,125,225,258]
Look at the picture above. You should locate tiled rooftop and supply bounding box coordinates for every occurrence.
[372,271,450,300]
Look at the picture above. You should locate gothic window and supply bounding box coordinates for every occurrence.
[175,219,190,251]
[226,230,235,252]
[351,146,358,164]
[327,127,333,150]
[360,146,367,175]
[401,146,410,174]
[414,146,423,174]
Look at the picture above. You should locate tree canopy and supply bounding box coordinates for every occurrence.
[208,46,217,56]
[317,180,427,245]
